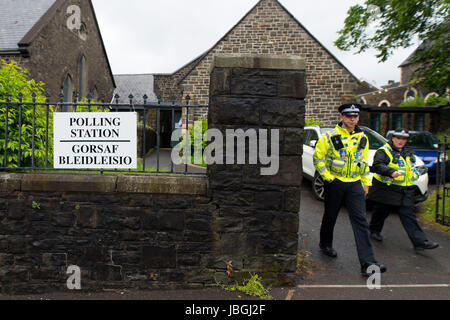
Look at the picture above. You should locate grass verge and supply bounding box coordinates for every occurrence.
[416,185,450,234]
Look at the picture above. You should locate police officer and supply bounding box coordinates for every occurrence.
[313,103,386,276]
[368,128,439,250]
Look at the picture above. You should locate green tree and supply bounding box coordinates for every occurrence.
[335,0,449,93]
[0,59,53,168]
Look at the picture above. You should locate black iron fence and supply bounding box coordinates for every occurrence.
[435,136,450,226]
[0,92,207,175]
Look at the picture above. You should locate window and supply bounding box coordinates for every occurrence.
[392,114,403,129]
[63,74,73,102]
[361,127,388,150]
[62,74,73,112]
[404,88,417,101]
[78,56,87,99]
[379,100,390,107]
[414,114,425,131]
[304,129,319,147]
[370,114,381,132]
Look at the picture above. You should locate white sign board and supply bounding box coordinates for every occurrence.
[53,112,137,169]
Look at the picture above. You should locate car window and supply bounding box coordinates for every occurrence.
[304,129,319,146]
[303,130,312,146]
[407,134,439,149]
[309,130,319,143]
[361,127,387,150]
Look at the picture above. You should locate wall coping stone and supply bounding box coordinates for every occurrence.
[0,172,207,195]
[210,54,306,73]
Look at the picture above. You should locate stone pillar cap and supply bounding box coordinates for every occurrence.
[210,54,306,73]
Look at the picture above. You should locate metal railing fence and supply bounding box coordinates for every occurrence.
[0,92,207,175]
[435,136,449,226]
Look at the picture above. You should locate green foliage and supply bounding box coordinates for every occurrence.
[32,201,41,210]
[305,117,323,126]
[417,185,450,234]
[424,95,450,106]
[335,0,450,92]
[399,94,426,107]
[399,93,450,107]
[217,273,273,300]
[0,59,53,168]
[0,59,110,169]
[178,117,208,166]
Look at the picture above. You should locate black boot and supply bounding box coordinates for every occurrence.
[319,243,337,258]
[361,262,387,277]
[370,232,383,242]
[414,241,439,250]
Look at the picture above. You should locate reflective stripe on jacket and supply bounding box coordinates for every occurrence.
[313,124,372,186]
[373,143,418,187]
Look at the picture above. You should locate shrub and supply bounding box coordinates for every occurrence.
[0,59,53,168]
[305,117,323,126]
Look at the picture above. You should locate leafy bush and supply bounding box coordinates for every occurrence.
[399,93,450,107]
[0,59,53,168]
[177,117,208,166]
[399,94,426,107]
[0,59,108,169]
[425,95,450,106]
[305,117,323,126]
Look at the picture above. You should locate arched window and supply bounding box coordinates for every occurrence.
[62,74,73,112]
[425,92,439,104]
[404,88,417,101]
[63,74,73,102]
[78,56,87,99]
[91,87,98,100]
[378,100,390,107]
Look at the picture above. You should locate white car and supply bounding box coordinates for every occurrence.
[302,125,429,202]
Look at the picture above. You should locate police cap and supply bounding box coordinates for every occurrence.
[338,103,361,116]
[392,128,410,138]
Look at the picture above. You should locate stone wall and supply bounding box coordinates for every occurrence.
[0,54,304,295]
[207,55,305,286]
[0,173,210,294]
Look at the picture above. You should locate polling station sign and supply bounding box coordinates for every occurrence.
[53,112,137,169]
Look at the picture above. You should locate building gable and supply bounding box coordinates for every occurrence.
[1,0,116,99]
[175,0,359,125]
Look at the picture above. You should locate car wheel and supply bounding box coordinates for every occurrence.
[313,173,325,201]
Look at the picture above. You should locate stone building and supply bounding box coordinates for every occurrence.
[152,0,360,127]
[0,0,115,102]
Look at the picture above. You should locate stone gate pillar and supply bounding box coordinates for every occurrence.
[208,55,306,286]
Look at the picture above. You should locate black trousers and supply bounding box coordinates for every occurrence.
[320,179,376,265]
[369,203,428,247]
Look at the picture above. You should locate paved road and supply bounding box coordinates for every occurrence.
[0,180,448,301]
[292,179,450,300]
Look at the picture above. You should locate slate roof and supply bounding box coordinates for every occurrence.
[0,0,56,51]
[113,74,158,105]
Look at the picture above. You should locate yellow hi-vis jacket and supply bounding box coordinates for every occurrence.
[373,143,419,187]
[313,124,372,186]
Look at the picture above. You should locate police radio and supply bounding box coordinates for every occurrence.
[392,153,400,164]
[331,135,345,150]
[358,136,368,150]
